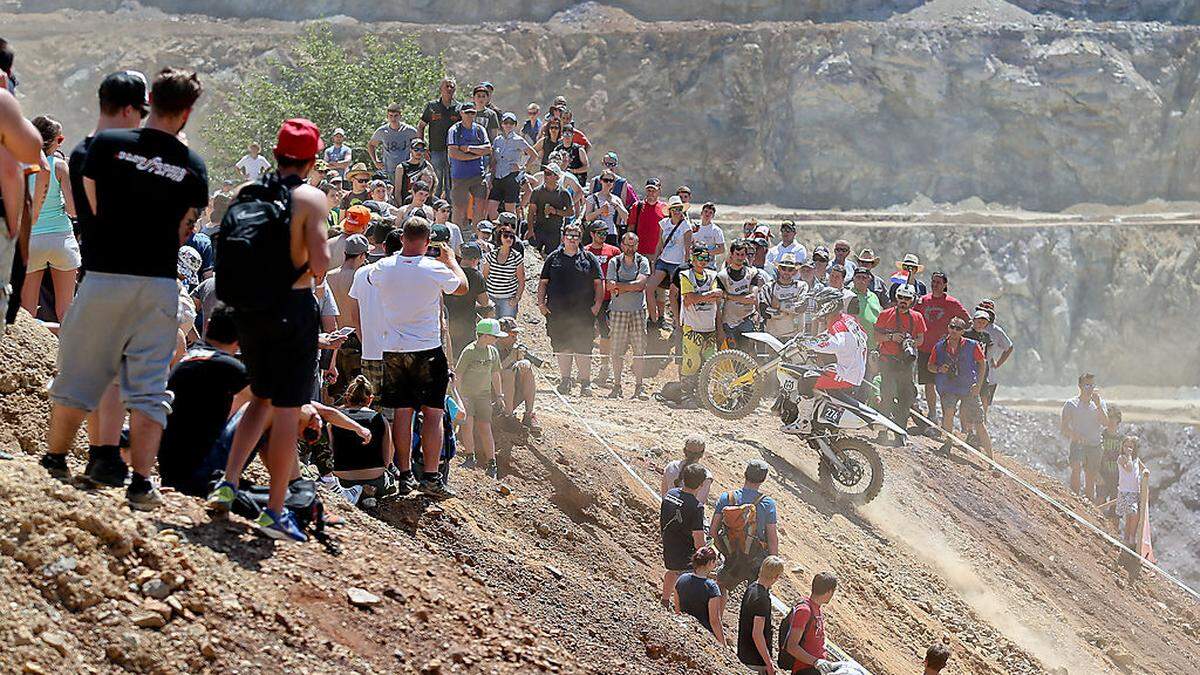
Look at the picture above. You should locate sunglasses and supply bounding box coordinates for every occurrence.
[835,248,850,253]
[603,161,617,168]
[500,231,515,238]
[353,178,368,183]
[601,178,615,183]
[563,233,581,239]
[948,326,965,332]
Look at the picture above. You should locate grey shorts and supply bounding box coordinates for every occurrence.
[50,272,179,426]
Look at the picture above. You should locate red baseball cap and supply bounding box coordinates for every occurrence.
[274,118,324,161]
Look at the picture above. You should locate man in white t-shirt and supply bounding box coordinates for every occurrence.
[359,218,467,499]
[765,220,807,277]
[235,142,272,182]
[692,202,726,260]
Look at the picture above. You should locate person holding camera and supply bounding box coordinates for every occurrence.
[928,316,992,462]
[1061,372,1110,501]
[873,285,926,445]
[495,317,541,431]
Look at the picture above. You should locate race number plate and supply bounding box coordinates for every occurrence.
[821,406,843,424]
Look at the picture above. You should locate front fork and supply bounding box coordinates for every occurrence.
[810,435,851,475]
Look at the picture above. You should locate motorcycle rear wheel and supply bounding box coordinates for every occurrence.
[818,436,885,506]
[699,349,763,420]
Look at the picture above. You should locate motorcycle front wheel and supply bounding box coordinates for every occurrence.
[699,349,763,420]
[818,437,885,506]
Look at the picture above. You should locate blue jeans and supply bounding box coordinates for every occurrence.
[491,295,518,319]
[431,150,451,200]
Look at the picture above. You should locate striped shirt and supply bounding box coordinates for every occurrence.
[484,246,524,298]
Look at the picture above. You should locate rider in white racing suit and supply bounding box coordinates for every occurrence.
[782,287,869,435]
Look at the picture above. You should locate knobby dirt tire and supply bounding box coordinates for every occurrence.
[699,349,763,420]
[818,436,885,506]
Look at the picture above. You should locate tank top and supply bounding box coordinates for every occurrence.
[29,156,73,235]
[589,193,620,235]
[331,408,387,472]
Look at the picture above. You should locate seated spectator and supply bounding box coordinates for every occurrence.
[330,376,393,509]
[496,317,539,431]
[674,546,726,646]
[157,304,249,496]
[660,463,708,610]
[660,435,714,505]
[737,555,786,673]
[783,572,838,675]
[923,644,951,674]
[455,318,506,478]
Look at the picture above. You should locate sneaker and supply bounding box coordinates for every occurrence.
[254,508,308,543]
[40,453,70,480]
[127,483,164,511]
[461,454,478,469]
[78,451,128,488]
[579,383,593,397]
[485,461,499,479]
[0,450,13,460]
[608,386,623,399]
[633,383,646,400]
[318,474,339,488]
[206,480,237,513]
[419,476,457,500]
[556,377,572,395]
[396,472,420,495]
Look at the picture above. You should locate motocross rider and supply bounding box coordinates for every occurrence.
[782,287,869,436]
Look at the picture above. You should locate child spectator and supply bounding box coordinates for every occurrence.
[674,546,726,646]
[660,463,708,611]
[412,391,462,485]
[1100,405,1124,508]
[1116,436,1148,546]
[737,556,785,673]
[455,318,506,478]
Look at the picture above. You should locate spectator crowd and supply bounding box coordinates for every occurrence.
[0,37,1155,673]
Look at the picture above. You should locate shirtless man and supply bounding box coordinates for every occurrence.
[207,118,332,542]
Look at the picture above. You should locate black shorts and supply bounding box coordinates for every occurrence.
[234,289,319,408]
[381,348,449,410]
[547,310,595,355]
[663,545,694,573]
[917,352,936,385]
[488,172,521,204]
[595,300,611,339]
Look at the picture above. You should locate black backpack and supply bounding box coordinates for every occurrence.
[777,598,815,670]
[214,173,306,310]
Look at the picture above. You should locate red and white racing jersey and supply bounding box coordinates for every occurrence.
[805,313,868,390]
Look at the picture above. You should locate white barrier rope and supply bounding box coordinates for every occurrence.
[534,368,870,671]
[907,409,1200,602]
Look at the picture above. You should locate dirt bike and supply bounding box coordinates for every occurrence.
[699,331,905,505]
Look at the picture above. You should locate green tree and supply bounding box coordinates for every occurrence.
[203,25,444,177]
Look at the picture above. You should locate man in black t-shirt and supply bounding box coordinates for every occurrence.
[659,463,707,610]
[158,304,249,496]
[46,68,207,512]
[526,168,571,255]
[537,222,602,396]
[737,555,785,672]
[417,77,460,201]
[444,242,490,359]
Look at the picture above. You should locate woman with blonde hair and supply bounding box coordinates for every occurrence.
[21,116,79,321]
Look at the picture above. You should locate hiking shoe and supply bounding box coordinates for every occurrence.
[254,508,308,543]
[40,453,70,480]
[461,454,478,469]
[485,461,499,479]
[579,383,593,397]
[633,383,646,400]
[396,472,420,495]
[608,386,623,399]
[206,480,237,513]
[556,377,572,395]
[418,476,456,500]
[127,483,164,511]
[78,452,129,488]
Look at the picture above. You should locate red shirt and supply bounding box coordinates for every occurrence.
[914,293,969,350]
[874,307,927,357]
[569,128,591,149]
[630,200,667,256]
[788,597,826,669]
[586,242,621,301]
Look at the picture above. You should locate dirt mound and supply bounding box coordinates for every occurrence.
[897,0,1038,23]
[0,313,65,456]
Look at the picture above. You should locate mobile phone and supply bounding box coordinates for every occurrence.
[333,326,356,338]
[425,244,442,258]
